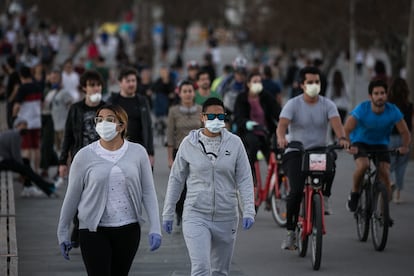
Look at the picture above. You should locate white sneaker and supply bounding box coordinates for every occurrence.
[54,177,65,189]
[21,186,44,198]
[324,196,332,215]
[20,187,31,197]
[281,230,297,250]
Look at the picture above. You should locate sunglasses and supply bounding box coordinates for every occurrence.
[203,113,226,120]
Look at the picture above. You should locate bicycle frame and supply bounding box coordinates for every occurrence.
[355,149,396,251]
[254,151,277,206]
[300,180,326,238]
[289,141,342,270]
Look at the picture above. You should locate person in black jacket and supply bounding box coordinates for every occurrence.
[107,67,154,167]
[58,70,105,247]
[233,71,281,177]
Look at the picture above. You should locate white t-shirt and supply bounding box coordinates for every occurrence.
[62,71,80,102]
[93,140,138,227]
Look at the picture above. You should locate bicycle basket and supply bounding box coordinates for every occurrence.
[301,150,334,175]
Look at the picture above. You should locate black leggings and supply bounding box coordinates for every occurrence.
[79,223,141,276]
[0,158,54,195]
[283,152,335,231]
[243,132,270,180]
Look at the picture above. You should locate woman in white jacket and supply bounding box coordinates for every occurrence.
[162,97,255,276]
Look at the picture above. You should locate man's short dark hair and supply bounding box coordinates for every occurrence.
[6,55,16,68]
[79,70,104,89]
[263,65,273,78]
[196,69,210,81]
[118,67,138,81]
[298,66,321,84]
[368,79,388,95]
[178,80,194,91]
[19,66,32,79]
[202,97,224,113]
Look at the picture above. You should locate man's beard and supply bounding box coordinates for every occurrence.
[373,100,385,108]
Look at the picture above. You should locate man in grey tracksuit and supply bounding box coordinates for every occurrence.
[162,97,255,276]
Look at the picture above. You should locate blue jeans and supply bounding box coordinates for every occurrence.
[389,135,410,190]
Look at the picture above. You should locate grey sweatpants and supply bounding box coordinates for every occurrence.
[182,217,239,276]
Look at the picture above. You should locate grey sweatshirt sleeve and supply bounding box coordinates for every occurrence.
[234,138,256,219]
[57,151,86,244]
[140,152,162,235]
[162,140,189,222]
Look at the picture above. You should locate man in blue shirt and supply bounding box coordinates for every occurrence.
[344,79,411,212]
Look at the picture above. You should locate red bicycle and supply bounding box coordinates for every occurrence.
[253,132,290,227]
[288,141,342,270]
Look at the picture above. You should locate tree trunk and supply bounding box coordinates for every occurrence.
[407,0,414,98]
[134,0,154,67]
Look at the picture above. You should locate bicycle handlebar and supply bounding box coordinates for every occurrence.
[354,148,400,155]
[252,124,270,135]
[287,141,343,153]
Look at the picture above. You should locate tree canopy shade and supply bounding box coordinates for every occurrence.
[25,0,133,32]
[22,0,412,76]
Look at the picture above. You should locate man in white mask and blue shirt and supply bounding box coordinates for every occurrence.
[162,97,255,276]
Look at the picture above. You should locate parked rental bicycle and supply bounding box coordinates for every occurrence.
[354,148,398,251]
[252,127,289,227]
[289,141,342,270]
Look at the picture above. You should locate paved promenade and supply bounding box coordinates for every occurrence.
[13,143,414,275]
[14,144,246,276]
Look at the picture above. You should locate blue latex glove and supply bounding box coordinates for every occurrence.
[148,233,162,251]
[163,220,173,234]
[242,217,255,230]
[60,241,72,260]
[246,120,258,131]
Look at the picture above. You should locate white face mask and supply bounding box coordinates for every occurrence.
[205,118,225,133]
[250,82,263,94]
[95,121,118,141]
[89,93,102,103]
[304,83,320,97]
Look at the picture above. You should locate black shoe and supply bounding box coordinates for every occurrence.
[346,192,359,212]
[388,217,394,227]
[264,199,271,211]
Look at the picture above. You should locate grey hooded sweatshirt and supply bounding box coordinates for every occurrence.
[162,128,255,222]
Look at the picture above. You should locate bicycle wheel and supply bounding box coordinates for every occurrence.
[297,196,308,257]
[356,183,370,242]
[271,175,289,227]
[311,193,323,270]
[371,182,389,251]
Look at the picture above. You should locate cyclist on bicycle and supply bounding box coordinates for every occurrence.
[276,66,350,250]
[344,79,411,214]
[233,71,281,182]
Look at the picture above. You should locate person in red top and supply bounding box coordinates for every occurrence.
[12,66,42,174]
[87,40,100,62]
